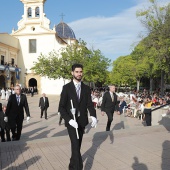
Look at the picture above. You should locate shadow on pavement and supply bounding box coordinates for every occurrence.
[23,120,41,129]
[112,121,124,130]
[82,131,114,170]
[161,140,170,170]
[52,129,68,137]
[159,116,170,132]
[131,157,148,170]
[0,140,41,169]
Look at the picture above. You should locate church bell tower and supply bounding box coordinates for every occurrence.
[13,0,52,33]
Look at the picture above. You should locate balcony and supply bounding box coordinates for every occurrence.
[0,64,21,72]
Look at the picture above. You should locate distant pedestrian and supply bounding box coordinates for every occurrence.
[39,93,49,119]
[5,85,30,141]
[101,85,117,131]
[0,104,11,142]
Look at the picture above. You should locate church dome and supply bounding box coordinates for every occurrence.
[55,22,76,39]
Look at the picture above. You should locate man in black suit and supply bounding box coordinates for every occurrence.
[101,85,117,131]
[39,93,49,119]
[5,85,30,141]
[59,64,97,170]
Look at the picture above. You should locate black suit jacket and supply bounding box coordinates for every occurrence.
[39,97,49,109]
[101,91,117,113]
[59,81,96,127]
[6,94,30,127]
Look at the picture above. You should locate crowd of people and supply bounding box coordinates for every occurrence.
[91,87,170,126]
[0,86,38,100]
[1,63,170,170]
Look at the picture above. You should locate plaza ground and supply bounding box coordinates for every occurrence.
[0,95,170,170]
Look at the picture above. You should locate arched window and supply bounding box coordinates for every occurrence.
[35,7,40,17]
[28,7,32,18]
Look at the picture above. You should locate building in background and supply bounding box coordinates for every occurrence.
[0,0,77,94]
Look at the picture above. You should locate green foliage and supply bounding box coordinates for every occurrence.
[31,39,110,85]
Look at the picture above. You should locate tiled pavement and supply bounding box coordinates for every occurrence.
[0,95,170,170]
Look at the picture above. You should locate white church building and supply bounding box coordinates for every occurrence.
[0,0,77,94]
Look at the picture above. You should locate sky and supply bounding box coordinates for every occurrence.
[0,0,169,63]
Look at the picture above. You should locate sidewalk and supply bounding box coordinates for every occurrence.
[0,95,170,170]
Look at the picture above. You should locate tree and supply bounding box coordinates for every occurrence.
[136,0,170,94]
[31,39,110,86]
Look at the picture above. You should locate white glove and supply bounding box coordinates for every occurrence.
[4,117,8,122]
[91,116,97,128]
[69,119,78,129]
[26,117,30,122]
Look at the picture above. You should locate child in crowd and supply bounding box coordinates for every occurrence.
[0,104,11,142]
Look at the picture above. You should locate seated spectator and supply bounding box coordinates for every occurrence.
[119,96,127,114]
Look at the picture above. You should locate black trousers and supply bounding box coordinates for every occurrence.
[67,125,85,170]
[145,113,151,126]
[106,111,114,131]
[11,117,23,140]
[0,127,11,141]
[41,108,47,119]
[59,116,63,124]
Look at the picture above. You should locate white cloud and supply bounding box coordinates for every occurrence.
[68,0,169,62]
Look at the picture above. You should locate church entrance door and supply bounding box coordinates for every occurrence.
[0,75,6,89]
[28,78,37,87]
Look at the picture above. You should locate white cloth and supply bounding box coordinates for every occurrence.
[1,89,5,100]
[5,90,9,100]
[12,90,15,94]
[91,116,97,128]
[26,117,30,122]
[4,117,8,122]
[69,119,78,129]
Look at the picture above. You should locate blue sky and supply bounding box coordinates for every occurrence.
[0,0,168,62]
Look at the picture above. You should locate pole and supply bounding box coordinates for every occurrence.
[70,100,79,139]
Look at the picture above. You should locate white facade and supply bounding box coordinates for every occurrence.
[0,0,76,94]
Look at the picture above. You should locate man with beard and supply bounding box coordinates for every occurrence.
[59,63,97,170]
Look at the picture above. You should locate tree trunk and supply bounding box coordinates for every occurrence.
[150,77,153,94]
[161,70,165,96]
[137,79,140,92]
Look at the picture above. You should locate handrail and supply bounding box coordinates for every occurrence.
[151,102,170,112]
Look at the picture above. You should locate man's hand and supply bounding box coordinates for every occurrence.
[91,116,97,128]
[69,119,78,129]
[26,117,30,122]
[101,111,105,116]
[4,117,8,122]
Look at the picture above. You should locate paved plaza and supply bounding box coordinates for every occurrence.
[0,94,170,170]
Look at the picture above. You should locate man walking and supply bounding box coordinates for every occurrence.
[101,85,117,131]
[5,85,30,141]
[39,93,49,119]
[59,63,97,170]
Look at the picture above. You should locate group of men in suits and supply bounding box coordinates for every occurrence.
[1,63,117,170]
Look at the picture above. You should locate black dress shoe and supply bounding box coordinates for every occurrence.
[106,128,110,131]
[1,139,5,142]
